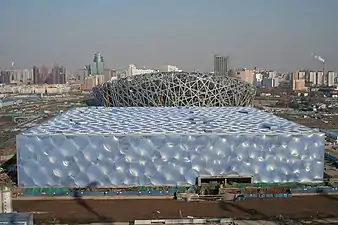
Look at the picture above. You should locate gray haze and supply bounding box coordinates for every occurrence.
[0,0,337,72]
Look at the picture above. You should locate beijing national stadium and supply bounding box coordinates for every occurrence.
[91,72,256,107]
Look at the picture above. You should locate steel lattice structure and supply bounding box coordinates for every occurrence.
[92,72,256,107]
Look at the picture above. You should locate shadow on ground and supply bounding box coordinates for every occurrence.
[71,182,115,223]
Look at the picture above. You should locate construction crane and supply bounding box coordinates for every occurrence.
[310,53,326,104]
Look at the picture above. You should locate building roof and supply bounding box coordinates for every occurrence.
[21,107,321,136]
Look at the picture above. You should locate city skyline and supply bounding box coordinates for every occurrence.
[1,0,338,72]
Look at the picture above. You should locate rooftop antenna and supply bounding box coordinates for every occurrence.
[310,53,326,101]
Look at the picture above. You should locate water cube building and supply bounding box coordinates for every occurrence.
[17,107,324,187]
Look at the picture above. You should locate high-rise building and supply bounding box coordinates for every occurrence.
[291,73,306,91]
[40,66,49,83]
[309,71,316,86]
[76,68,89,84]
[268,71,277,78]
[81,75,105,90]
[327,71,336,87]
[92,52,104,75]
[48,65,66,84]
[213,55,229,76]
[262,78,279,87]
[103,68,117,82]
[85,65,92,75]
[22,69,33,84]
[298,71,306,79]
[33,66,41,84]
[235,69,254,84]
[9,70,21,84]
[253,73,263,86]
[317,71,324,86]
[0,71,11,84]
[0,69,34,84]
[292,79,306,91]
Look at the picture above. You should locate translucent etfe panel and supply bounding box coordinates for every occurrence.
[17,133,325,187]
[23,107,318,136]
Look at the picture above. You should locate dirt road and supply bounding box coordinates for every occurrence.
[13,195,338,223]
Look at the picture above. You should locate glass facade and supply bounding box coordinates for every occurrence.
[91,52,105,75]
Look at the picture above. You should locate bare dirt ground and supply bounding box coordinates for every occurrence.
[13,195,338,223]
[277,114,338,129]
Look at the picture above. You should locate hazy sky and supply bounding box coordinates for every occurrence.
[0,0,337,72]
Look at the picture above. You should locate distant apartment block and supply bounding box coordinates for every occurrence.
[81,75,105,91]
[292,79,306,91]
[298,71,306,79]
[161,65,182,72]
[76,68,89,84]
[91,52,105,75]
[306,71,337,87]
[309,71,317,86]
[48,65,66,85]
[213,55,229,76]
[268,71,277,78]
[253,73,263,86]
[103,69,117,82]
[262,78,279,88]
[316,71,324,85]
[327,71,337,87]
[127,64,155,76]
[290,73,305,91]
[234,69,254,84]
[0,69,33,84]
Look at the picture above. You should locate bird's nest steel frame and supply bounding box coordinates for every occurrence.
[92,72,256,107]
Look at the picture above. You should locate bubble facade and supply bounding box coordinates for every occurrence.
[17,107,324,187]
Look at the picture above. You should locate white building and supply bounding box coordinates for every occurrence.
[268,71,276,78]
[22,69,33,83]
[161,65,182,72]
[317,71,324,85]
[309,71,317,85]
[327,71,337,87]
[298,71,306,79]
[127,64,155,76]
[253,73,263,86]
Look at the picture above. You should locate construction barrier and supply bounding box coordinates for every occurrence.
[21,187,184,196]
[23,188,71,196]
[18,186,338,197]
